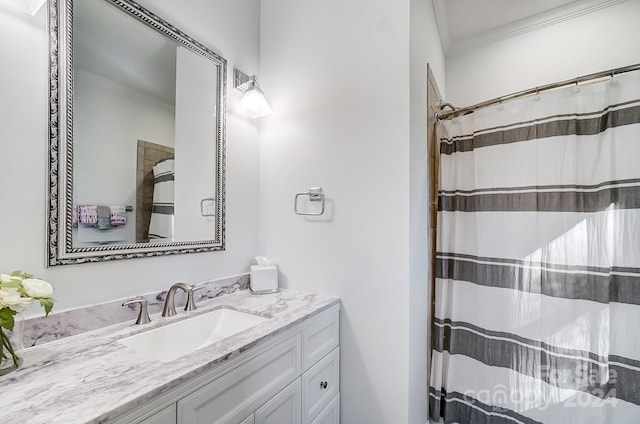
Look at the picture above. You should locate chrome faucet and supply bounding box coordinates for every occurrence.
[162,282,192,317]
[162,282,202,317]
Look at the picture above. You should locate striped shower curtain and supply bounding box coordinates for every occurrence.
[429,71,640,424]
[148,158,175,240]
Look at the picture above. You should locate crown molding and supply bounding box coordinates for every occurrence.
[434,0,628,57]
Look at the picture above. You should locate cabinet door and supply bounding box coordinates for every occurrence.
[139,404,176,424]
[310,394,339,424]
[254,379,301,424]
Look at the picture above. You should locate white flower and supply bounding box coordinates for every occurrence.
[0,287,34,312]
[0,274,21,283]
[22,278,54,298]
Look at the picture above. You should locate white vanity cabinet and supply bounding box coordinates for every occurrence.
[108,304,340,424]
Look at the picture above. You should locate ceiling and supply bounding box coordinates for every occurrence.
[75,0,177,106]
[433,0,627,55]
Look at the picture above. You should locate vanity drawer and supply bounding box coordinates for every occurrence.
[177,333,301,424]
[302,347,340,424]
[240,415,254,424]
[310,394,340,424]
[302,308,339,371]
[137,404,176,424]
[254,378,302,424]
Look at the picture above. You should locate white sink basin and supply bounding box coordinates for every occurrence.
[119,308,269,363]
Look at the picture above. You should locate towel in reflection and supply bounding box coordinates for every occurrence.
[97,206,111,230]
[110,206,127,227]
[78,204,98,227]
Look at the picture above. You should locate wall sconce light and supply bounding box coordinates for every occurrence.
[1,0,47,15]
[234,69,272,119]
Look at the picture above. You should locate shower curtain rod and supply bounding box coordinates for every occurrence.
[435,62,640,121]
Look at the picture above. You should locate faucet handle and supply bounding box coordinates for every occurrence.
[122,299,151,325]
[184,286,204,312]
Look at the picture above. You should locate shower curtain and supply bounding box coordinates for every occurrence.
[429,71,640,424]
[148,158,175,240]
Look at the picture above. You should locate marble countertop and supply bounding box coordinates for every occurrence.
[0,289,340,424]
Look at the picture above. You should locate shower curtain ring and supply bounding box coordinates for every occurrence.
[610,70,619,85]
[572,78,581,93]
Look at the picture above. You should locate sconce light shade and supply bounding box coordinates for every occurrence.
[234,69,272,119]
[238,81,272,119]
[1,0,46,15]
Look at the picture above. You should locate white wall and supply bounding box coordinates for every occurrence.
[0,0,261,312]
[446,0,640,106]
[259,0,445,422]
[74,70,175,244]
[174,46,217,241]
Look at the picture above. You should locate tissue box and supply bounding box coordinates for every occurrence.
[250,265,279,294]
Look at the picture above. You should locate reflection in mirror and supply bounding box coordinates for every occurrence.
[48,0,226,265]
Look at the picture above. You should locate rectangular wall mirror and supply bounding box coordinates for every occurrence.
[47,0,226,265]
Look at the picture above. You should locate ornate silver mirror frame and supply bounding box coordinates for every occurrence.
[47,0,226,266]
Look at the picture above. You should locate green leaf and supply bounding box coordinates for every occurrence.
[0,280,28,298]
[39,298,55,316]
[0,308,16,331]
[0,280,22,290]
